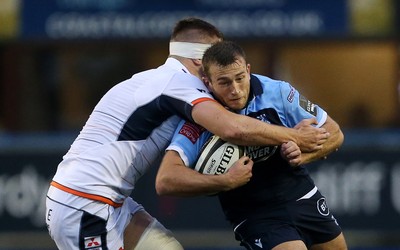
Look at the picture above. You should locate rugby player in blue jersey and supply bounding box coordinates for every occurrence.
[156,41,347,250]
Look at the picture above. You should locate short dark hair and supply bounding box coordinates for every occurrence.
[170,17,224,42]
[202,41,246,77]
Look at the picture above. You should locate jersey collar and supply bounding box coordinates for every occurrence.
[250,74,264,98]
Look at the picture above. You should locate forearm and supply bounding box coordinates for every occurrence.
[300,117,344,164]
[156,151,232,196]
[192,101,298,146]
[192,101,328,152]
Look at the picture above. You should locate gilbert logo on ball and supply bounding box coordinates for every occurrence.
[194,135,245,175]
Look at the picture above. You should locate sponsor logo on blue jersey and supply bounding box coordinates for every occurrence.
[299,95,317,116]
[245,145,277,162]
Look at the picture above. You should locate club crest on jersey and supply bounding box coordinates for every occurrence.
[287,87,296,103]
[299,95,317,116]
[245,145,277,162]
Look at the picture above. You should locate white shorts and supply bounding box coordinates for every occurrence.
[45,185,143,250]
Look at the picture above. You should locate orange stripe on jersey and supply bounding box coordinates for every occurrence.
[192,97,215,105]
[50,181,123,208]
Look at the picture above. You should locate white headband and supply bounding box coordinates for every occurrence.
[169,42,212,59]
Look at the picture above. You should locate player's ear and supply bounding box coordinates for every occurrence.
[202,76,212,90]
[192,58,202,66]
[201,75,210,88]
[247,63,251,74]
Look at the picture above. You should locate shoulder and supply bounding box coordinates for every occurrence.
[252,74,294,94]
[152,59,211,94]
[252,74,291,88]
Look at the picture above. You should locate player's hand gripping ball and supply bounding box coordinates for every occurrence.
[194,135,245,175]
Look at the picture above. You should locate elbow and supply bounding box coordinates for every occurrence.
[333,121,345,147]
[336,129,345,148]
[330,128,344,153]
[155,177,170,196]
[338,129,344,145]
[326,117,345,149]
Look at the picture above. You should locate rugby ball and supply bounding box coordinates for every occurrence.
[194,135,245,175]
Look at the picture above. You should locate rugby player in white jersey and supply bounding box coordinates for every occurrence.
[45,18,329,250]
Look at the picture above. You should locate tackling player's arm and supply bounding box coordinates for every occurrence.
[155,150,253,197]
[192,101,329,153]
[296,116,344,165]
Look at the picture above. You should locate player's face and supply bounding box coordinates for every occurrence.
[207,57,251,111]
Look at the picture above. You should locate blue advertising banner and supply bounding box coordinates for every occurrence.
[20,0,349,40]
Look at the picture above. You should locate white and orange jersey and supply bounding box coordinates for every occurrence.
[51,58,214,206]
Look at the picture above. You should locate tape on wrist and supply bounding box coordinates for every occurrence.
[169,42,212,59]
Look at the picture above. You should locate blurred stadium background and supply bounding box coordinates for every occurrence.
[1,0,400,249]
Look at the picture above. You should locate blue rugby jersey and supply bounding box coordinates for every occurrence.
[167,74,327,224]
